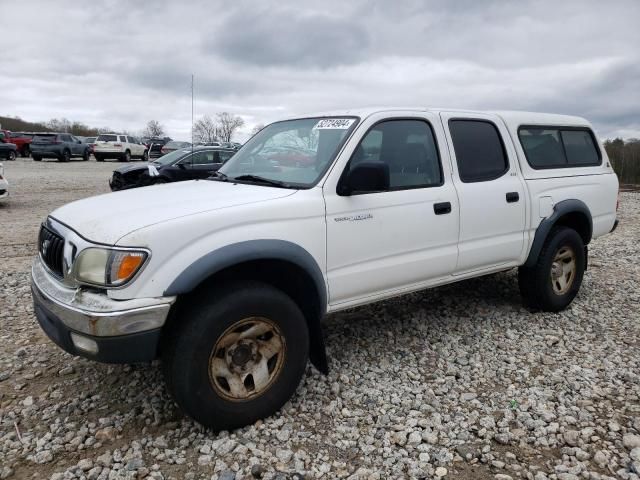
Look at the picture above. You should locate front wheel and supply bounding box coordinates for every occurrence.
[8,150,16,161]
[518,226,585,312]
[32,155,42,161]
[162,282,309,430]
[82,149,90,161]
[21,146,30,158]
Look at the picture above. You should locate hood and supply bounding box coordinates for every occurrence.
[113,162,153,175]
[51,180,296,244]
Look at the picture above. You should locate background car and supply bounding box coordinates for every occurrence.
[94,133,148,162]
[160,140,191,156]
[6,131,34,157]
[109,146,235,191]
[0,133,18,160]
[145,137,172,159]
[82,136,97,155]
[0,163,8,201]
[30,133,90,162]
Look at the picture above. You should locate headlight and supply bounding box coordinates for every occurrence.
[74,248,148,287]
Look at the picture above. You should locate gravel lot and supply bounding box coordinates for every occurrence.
[1,157,639,480]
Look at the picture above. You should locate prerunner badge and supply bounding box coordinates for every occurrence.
[313,118,355,130]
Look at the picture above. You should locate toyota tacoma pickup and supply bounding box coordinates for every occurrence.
[31,108,619,430]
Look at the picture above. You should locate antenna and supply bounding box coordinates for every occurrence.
[191,73,194,157]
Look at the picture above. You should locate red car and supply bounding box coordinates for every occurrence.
[1,130,33,157]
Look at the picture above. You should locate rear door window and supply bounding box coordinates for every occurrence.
[518,127,601,168]
[97,134,118,142]
[448,120,509,182]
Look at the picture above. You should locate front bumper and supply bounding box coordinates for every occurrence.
[31,259,175,363]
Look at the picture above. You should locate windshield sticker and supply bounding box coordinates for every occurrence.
[313,118,355,130]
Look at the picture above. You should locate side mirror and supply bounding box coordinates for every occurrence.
[338,162,390,196]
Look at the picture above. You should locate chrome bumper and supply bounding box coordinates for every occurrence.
[31,258,175,337]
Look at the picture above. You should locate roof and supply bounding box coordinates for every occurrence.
[292,107,591,128]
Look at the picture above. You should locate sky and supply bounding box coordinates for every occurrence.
[1,0,639,142]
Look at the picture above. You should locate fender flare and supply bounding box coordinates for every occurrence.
[163,239,329,373]
[524,199,592,268]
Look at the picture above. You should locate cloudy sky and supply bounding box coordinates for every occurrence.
[2,0,639,141]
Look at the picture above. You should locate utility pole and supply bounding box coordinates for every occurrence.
[191,73,194,154]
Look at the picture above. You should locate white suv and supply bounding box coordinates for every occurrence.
[94,133,148,162]
[31,108,619,430]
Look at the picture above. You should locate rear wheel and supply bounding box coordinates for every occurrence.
[518,226,585,312]
[162,282,309,430]
[21,146,30,158]
[32,155,42,161]
[60,149,71,162]
[8,150,16,161]
[95,155,104,162]
[82,149,90,161]
[120,150,131,162]
[142,150,149,161]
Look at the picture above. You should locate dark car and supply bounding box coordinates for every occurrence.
[109,146,235,191]
[145,137,172,159]
[30,133,90,162]
[0,132,18,160]
[160,140,191,156]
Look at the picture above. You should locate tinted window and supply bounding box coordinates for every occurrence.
[345,119,442,191]
[61,134,72,142]
[219,150,234,163]
[518,127,601,168]
[192,151,214,164]
[449,120,508,182]
[120,136,128,143]
[97,134,118,142]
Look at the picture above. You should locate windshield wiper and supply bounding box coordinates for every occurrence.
[207,171,229,182]
[231,174,291,188]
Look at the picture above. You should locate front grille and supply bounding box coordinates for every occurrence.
[38,225,65,277]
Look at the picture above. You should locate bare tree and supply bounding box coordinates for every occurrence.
[47,118,71,133]
[251,124,265,136]
[143,120,165,138]
[215,112,245,142]
[192,115,218,144]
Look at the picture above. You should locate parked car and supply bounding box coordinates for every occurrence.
[0,133,18,160]
[1,130,33,157]
[160,141,191,156]
[82,136,97,154]
[109,146,236,191]
[0,163,8,201]
[145,137,171,159]
[31,108,619,430]
[93,133,148,162]
[30,133,90,162]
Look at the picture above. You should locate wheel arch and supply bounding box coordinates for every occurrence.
[163,240,329,374]
[524,199,592,267]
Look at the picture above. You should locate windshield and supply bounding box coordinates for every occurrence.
[218,117,358,188]
[153,148,191,165]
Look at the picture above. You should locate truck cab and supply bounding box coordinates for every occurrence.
[30,108,619,430]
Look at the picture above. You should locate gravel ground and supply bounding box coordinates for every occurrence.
[1,157,639,480]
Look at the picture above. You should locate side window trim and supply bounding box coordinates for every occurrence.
[517,125,602,170]
[448,118,510,183]
[337,117,445,195]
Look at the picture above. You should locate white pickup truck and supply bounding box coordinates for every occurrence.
[31,108,619,429]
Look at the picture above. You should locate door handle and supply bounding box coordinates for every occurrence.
[506,192,519,203]
[433,202,452,215]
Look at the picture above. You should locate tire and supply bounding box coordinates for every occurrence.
[162,281,309,430]
[60,149,71,162]
[21,146,30,158]
[82,149,90,161]
[120,150,131,162]
[33,155,42,161]
[142,150,149,161]
[8,150,16,161]
[95,155,104,162]
[518,226,585,312]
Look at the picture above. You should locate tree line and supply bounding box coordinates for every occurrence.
[191,112,245,143]
[604,138,640,185]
